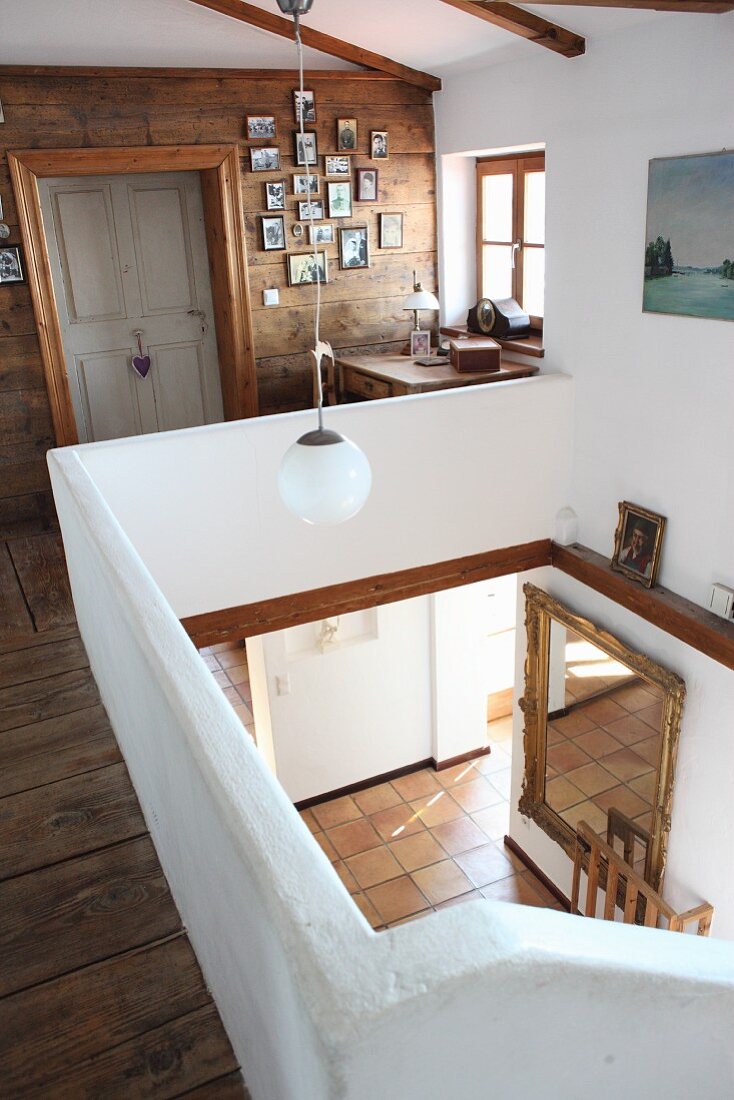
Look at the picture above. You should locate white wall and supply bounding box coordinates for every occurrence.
[436,14,734,935]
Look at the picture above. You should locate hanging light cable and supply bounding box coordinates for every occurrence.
[276,0,372,526]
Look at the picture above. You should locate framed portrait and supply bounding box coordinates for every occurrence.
[611,501,666,588]
[246,115,276,140]
[294,131,318,166]
[261,215,286,252]
[250,146,281,172]
[0,245,24,284]
[339,226,369,270]
[292,173,320,195]
[336,118,357,154]
[293,90,316,124]
[309,223,334,246]
[265,179,286,211]
[287,250,329,286]
[356,168,378,202]
[325,156,350,177]
[371,131,389,160]
[298,199,324,221]
[328,181,352,219]
[410,330,431,358]
[379,212,403,249]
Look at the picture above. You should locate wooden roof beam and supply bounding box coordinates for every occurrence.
[186,0,441,92]
[526,0,733,10]
[439,0,586,57]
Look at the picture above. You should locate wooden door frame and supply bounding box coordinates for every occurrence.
[8,144,258,446]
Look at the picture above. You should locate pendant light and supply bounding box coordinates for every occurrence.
[276,0,372,525]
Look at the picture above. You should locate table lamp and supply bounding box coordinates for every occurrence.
[403,272,440,331]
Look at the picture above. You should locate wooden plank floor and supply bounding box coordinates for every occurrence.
[0,532,251,1098]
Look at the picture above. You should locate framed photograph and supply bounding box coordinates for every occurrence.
[261,215,286,252]
[298,199,324,221]
[328,181,352,219]
[250,146,280,172]
[611,501,666,588]
[309,223,334,246]
[379,212,403,249]
[325,156,350,177]
[371,131,389,160]
[287,250,329,286]
[336,118,357,153]
[293,90,316,124]
[410,330,431,358]
[246,115,276,140]
[265,179,286,211]
[339,226,369,269]
[356,168,378,202]
[294,132,318,167]
[0,245,24,284]
[642,151,734,322]
[292,173,320,196]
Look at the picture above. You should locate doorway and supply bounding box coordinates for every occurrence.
[9,144,257,446]
[39,171,223,442]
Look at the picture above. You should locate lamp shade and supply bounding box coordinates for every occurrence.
[276,0,314,11]
[278,428,372,526]
[403,288,440,312]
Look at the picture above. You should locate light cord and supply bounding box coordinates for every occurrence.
[294,13,324,431]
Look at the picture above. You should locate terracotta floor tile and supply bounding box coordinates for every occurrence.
[232,703,254,725]
[450,775,504,813]
[573,728,622,759]
[391,768,442,801]
[471,801,510,841]
[612,682,660,713]
[389,831,446,872]
[353,781,402,815]
[346,846,403,889]
[549,711,596,738]
[210,640,244,655]
[233,681,253,704]
[435,890,482,910]
[386,911,428,928]
[593,784,648,819]
[546,725,566,746]
[434,761,478,788]
[411,860,474,905]
[634,735,662,767]
[603,713,655,747]
[634,810,653,831]
[481,874,545,907]
[299,808,319,834]
[546,740,591,773]
[546,775,585,813]
[366,876,430,924]
[429,817,488,856]
[369,803,425,842]
[201,654,222,672]
[313,831,338,862]
[212,669,230,689]
[333,860,360,894]
[226,663,250,686]
[489,768,511,799]
[215,645,248,667]
[327,818,382,858]
[638,701,663,730]
[409,790,464,827]
[454,843,515,888]
[564,761,617,797]
[629,771,657,802]
[223,685,241,706]
[311,795,363,830]
[474,747,511,775]
[487,715,513,743]
[559,799,609,835]
[519,871,563,909]
[602,747,653,782]
[582,697,629,726]
[352,892,384,929]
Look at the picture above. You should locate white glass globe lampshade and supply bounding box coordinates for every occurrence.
[278,428,372,525]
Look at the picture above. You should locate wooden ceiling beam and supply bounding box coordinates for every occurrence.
[522,0,733,10]
[439,0,585,57]
[186,0,441,92]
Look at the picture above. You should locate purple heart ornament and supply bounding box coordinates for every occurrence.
[132,354,151,379]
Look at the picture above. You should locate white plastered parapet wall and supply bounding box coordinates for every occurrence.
[49,380,734,1098]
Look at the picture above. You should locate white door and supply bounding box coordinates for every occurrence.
[39,171,223,442]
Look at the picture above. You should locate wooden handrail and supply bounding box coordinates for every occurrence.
[572,821,713,936]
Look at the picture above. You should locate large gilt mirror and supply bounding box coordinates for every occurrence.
[519,584,685,891]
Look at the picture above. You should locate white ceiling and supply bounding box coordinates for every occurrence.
[1,0,673,78]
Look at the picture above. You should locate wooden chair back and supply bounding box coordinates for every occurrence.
[571,821,713,936]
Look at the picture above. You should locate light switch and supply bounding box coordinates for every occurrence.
[709,583,734,620]
[263,288,279,307]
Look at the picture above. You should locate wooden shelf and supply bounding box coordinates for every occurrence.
[440,325,545,358]
[552,542,734,673]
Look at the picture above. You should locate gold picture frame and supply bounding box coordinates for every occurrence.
[611,501,666,589]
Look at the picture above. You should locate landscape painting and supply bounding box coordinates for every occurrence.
[643,151,734,322]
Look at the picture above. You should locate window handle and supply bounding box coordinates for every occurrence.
[511,240,522,269]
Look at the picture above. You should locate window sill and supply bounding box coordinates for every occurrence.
[440,325,545,359]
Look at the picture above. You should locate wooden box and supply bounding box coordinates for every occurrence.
[449,337,501,373]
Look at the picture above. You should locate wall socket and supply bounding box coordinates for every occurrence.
[263,288,279,307]
[709,582,734,620]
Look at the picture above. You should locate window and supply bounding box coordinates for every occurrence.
[477,154,545,324]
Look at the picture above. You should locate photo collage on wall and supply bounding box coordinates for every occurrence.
[244,90,403,285]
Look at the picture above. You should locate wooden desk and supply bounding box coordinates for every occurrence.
[336,354,539,401]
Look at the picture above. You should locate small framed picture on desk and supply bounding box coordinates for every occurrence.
[410,331,430,358]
